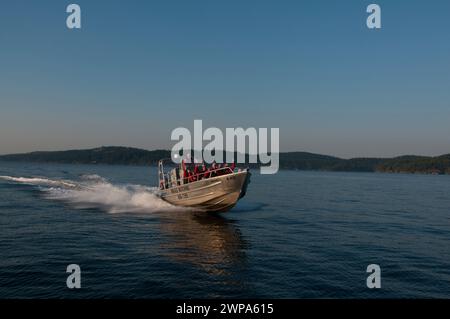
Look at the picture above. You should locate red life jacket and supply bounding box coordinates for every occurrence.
[188,171,196,182]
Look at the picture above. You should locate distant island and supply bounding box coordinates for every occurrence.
[1,146,450,175]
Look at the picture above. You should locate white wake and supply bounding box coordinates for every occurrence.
[0,175,77,188]
[0,174,179,214]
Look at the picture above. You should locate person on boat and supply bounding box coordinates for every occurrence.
[211,161,218,177]
[203,164,211,179]
[200,163,206,178]
[182,160,188,184]
[185,169,191,183]
[222,163,229,175]
[197,163,208,180]
[189,169,198,183]
[193,164,200,180]
[215,163,225,176]
[230,162,236,172]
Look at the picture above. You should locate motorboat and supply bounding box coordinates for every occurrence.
[157,159,251,213]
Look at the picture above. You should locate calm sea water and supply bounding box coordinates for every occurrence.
[1,161,450,298]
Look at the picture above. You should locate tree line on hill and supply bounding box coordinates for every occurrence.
[1,146,450,175]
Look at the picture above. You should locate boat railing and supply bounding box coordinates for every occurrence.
[159,166,235,190]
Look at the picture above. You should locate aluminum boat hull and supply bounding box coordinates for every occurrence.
[159,170,250,213]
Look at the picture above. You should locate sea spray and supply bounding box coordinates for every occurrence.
[0,175,180,214]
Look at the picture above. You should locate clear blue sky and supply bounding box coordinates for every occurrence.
[1,0,449,158]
